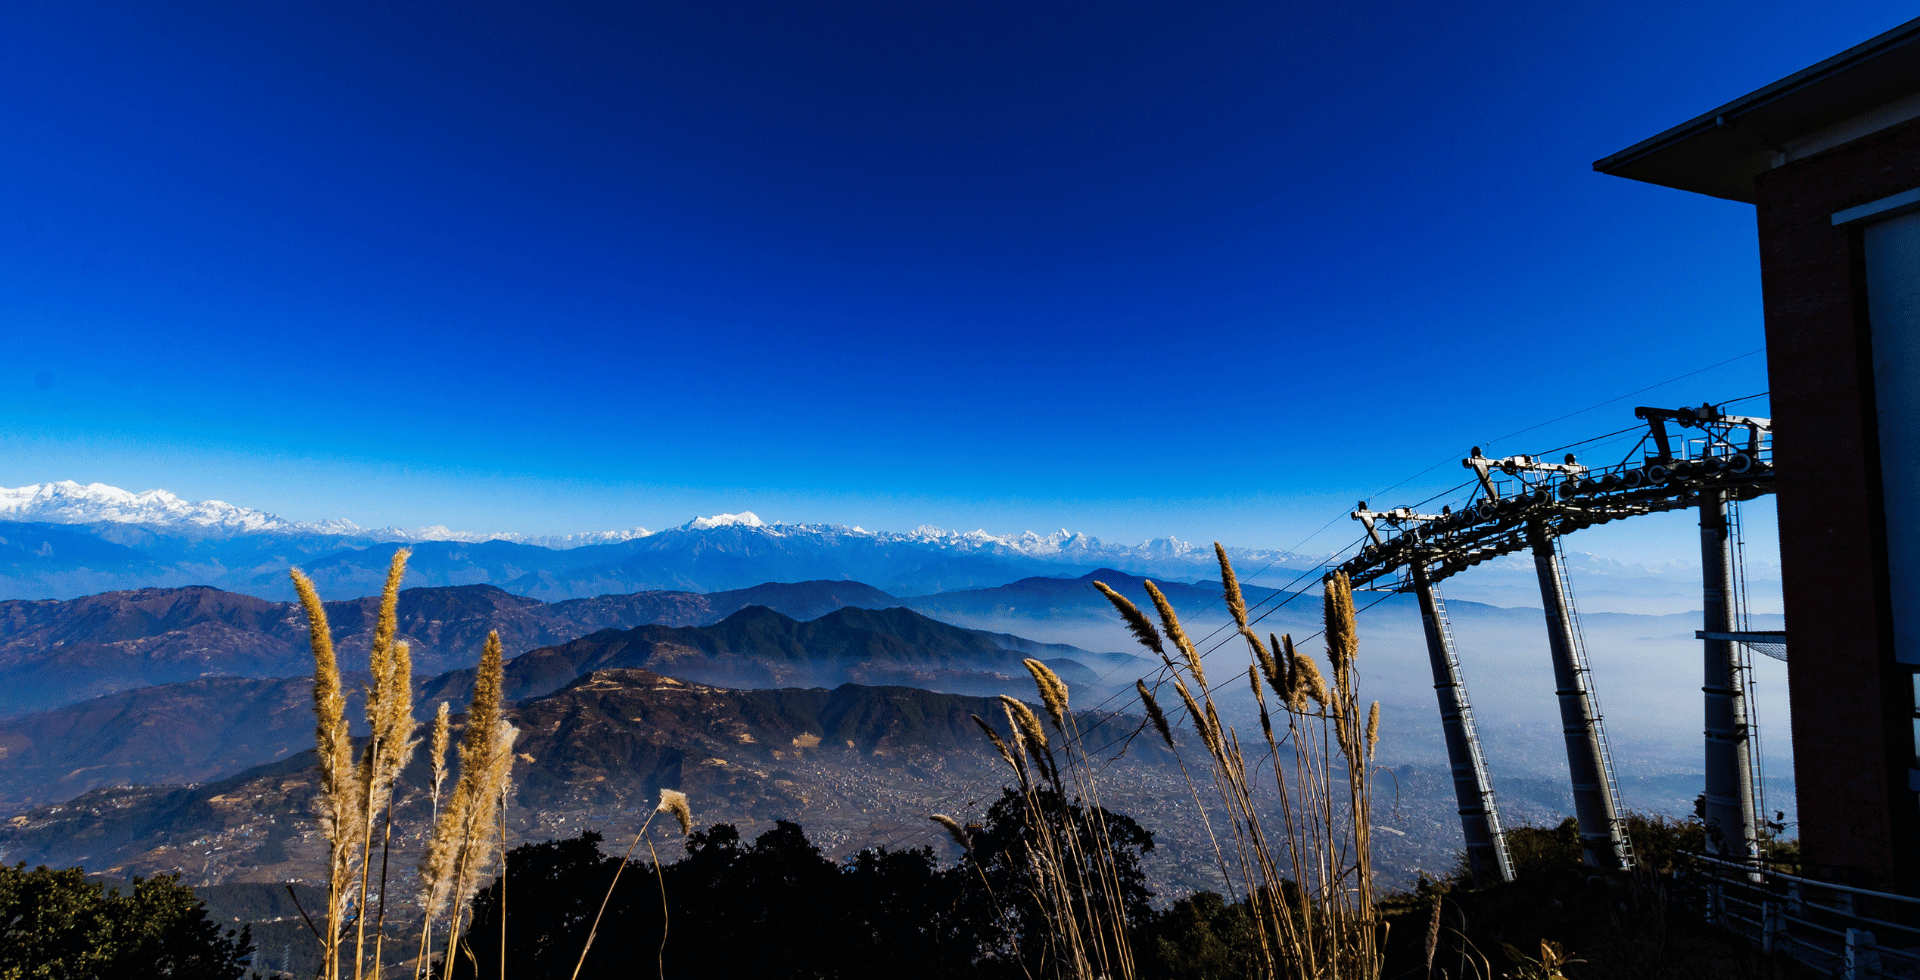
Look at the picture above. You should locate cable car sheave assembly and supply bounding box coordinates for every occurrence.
[1335,404,1776,884]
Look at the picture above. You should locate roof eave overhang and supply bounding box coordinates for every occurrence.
[1594,16,1920,204]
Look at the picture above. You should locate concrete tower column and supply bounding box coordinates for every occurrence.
[1528,520,1632,869]
[1411,561,1514,884]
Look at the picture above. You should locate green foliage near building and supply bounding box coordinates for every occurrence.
[0,863,255,980]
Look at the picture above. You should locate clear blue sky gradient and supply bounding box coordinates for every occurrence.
[0,2,1904,559]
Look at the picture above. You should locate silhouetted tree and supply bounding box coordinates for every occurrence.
[451,792,1157,980]
[0,862,255,979]
[951,787,1157,977]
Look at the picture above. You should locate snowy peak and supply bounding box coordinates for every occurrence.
[0,481,305,535]
[371,525,655,549]
[0,481,1315,571]
[0,482,654,549]
[684,512,768,530]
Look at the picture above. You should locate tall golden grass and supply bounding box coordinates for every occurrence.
[293,551,423,980]
[975,546,1384,979]
[417,632,518,980]
[972,658,1140,980]
[290,553,525,980]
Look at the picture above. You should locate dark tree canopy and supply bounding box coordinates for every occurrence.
[0,862,255,980]
[448,789,1157,980]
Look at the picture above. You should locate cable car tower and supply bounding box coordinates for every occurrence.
[1340,402,1777,878]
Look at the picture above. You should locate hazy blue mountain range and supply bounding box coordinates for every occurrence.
[0,568,1280,719]
[417,604,1136,706]
[0,579,900,716]
[0,601,1142,807]
[0,481,1324,601]
[0,676,318,808]
[0,669,1170,882]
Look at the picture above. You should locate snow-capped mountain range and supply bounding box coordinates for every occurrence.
[0,482,653,548]
[0,479,1304,574]
[0,481,1763,614]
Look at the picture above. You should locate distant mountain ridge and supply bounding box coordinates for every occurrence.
[0,668,1169,883]
[0,595,1143,808]
[0,569,1267,719]
[0,595,1141,806]
[419,603,1126,706]
[0,481,1322,601]
[0,579,904,716]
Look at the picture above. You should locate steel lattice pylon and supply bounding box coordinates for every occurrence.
[1343,403,1777,872]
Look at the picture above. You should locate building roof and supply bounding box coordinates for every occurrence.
[1594,17,1920,203]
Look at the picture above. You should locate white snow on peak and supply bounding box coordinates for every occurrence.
[684,512,767,530]
[0,480,1318,571]
[0,481,307,535]
[0,481,652,549]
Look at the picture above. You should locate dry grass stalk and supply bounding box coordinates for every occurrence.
[1000,696,1059,787]
[572,787,696,980]
[930,814,972,851]
[1143,580,1206,689]
[1135,680,1174,749]
[1294,651,1331,711]
[1218,542,1250,629]
[972,713,1024,778]
[973,652,1140,980]
[998,696,1048,751]
[1324,571,1358,690]
[1024,658,1071,731]
[1365,701,1380,763]
[412,630,518,980]
[1249,664,1274,742]
[1280,634,1300,703]
[291,567,364,980]
[1099,554,1383,978]
[429,702,451,822]
[1173,678,1217,754]
[1093,581,1165,659]
[356,551,420,980]
[1259,633,1286,697]
[1423,891,1442,977]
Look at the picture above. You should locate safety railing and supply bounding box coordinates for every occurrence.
[1686,851,1920,978]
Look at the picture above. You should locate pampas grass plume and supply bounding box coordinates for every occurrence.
[1174,678,1218,754]
[1366,700,1380,762]
[1144,580,1206,690]
[930,814,971,851]
[1023,658,1070,731]
[657,789,693,835]
[291,569,356,831]
[1216,542,1249,630]
[1093,581,1164,658]
[1324,571,1358,682]
[1294,652,1330,710]
[1135,680,1174,749]
[997,695,1049,754]
[972,714,1021,772]
[430,701,451,818]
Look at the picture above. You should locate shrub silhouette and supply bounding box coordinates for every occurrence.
[448,789,1154,980]
[0,863,255,979]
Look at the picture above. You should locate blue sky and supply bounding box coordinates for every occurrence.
[0,2,1905,560]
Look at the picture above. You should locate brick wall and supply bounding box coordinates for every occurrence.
[1754,115,1920,892]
